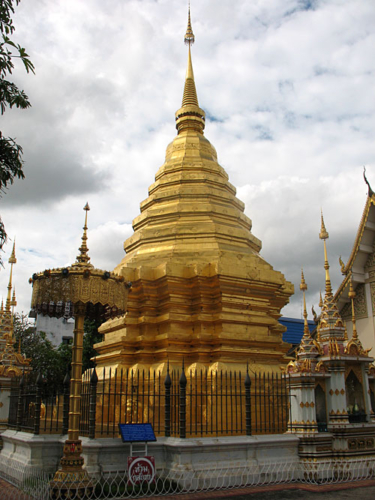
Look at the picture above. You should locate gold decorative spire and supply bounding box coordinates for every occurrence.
[319,211,332,297]
[296,268,319,363]
[348,277,358,340]
[184,4,195,46]
[5,241,16,314]
[11,288,17,308]
[300,269,309,337]
[175,6,205,135]
[319,290,323,308]
[75,203,92,267]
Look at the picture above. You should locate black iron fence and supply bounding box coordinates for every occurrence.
[8,366,290,439]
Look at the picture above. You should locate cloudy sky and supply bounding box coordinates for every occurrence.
[1,0,374,322]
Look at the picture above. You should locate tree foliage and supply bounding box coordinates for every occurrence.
[13,314,103,392]
[13,314,70,391]
[0,0,34,258]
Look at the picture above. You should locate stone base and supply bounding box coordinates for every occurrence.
[0,431,300,481]
[0,429,64,474]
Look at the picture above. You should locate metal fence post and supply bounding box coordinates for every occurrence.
[16,374,25,431]
[164,362,171,437]
[179,361,187,439]
[245,364,251,436]
[89,367,98,439]
[33,372,43,435]
[62,369,70,435]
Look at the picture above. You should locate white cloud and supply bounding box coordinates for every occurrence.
[1,0,374,323]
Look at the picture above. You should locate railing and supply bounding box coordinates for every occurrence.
[1,455,375,500]
[8,366,290,439]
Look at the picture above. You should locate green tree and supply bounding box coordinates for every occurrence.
[0,0,34,258]
[13,314,103,391]
[82,318,103,372]
[13,314,70,391]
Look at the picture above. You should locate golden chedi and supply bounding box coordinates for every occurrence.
[95,10,294,374]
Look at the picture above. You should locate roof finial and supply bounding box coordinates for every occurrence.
[348,276,358,340]
[11,288,17,308]
[5,241,16,314]
[75,203,92,267]
[184,3,195,47]
[319,289,323,308]
[319,211,332,298]
[175,5,205,135]
[300,268,310,338]
[363,167,374,197]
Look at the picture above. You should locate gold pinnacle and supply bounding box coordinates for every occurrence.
[319,211,329,240]
[182,6,199,109]
[349,276,358,340]
[11,288,17,308]
[176,5,205,135]
[184,4,195,46]
[319,290,323,308]
[300,268,309,336]
[6,242,16,313]
[8,240,16,264]
[75,203,92,266]
[319,212,332,297]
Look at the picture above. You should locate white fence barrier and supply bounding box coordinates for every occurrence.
[0,456,374,499]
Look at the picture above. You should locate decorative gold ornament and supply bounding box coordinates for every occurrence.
[0,242,31,376]
[31,205,130,497]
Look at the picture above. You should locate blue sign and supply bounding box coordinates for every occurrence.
[118,423,157,443]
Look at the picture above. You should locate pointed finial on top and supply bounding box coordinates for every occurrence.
[363,167,374,197]
[11,288,16,308]
[75,203,92,267]
[300,268,310,335]
[319,211,329,240]
[6,242,16,313]
[184,3,195,46]
[319,290,323,308]
[8,240,16,265]
[348,276,358,340]
[319,212,332,297]
[175,5,205,135]
[300,268,307,292]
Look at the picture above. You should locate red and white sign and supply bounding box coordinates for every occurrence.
[128,456,155,485]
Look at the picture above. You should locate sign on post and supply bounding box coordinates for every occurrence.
[127,456,156,485]
[118,423,157,443]
[119,423,157,486]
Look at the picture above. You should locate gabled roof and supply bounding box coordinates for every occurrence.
[279,317,315,345]
[335,191,375,310]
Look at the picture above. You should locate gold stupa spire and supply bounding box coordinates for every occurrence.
[11,288,17,309]
[0,242,17,344]
[297,269,318,361]
[300,269,310,338]
[319,211,332,298]
[184,4,195,46]
[75,203,93,267]
[175,5,205,135]
[5,241,16,314]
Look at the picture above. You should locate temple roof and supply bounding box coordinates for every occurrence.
[279,317,315,344]
[335,185,375,310]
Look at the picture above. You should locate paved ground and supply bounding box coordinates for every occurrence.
[150,481,375,500]
[0,477,32,499]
